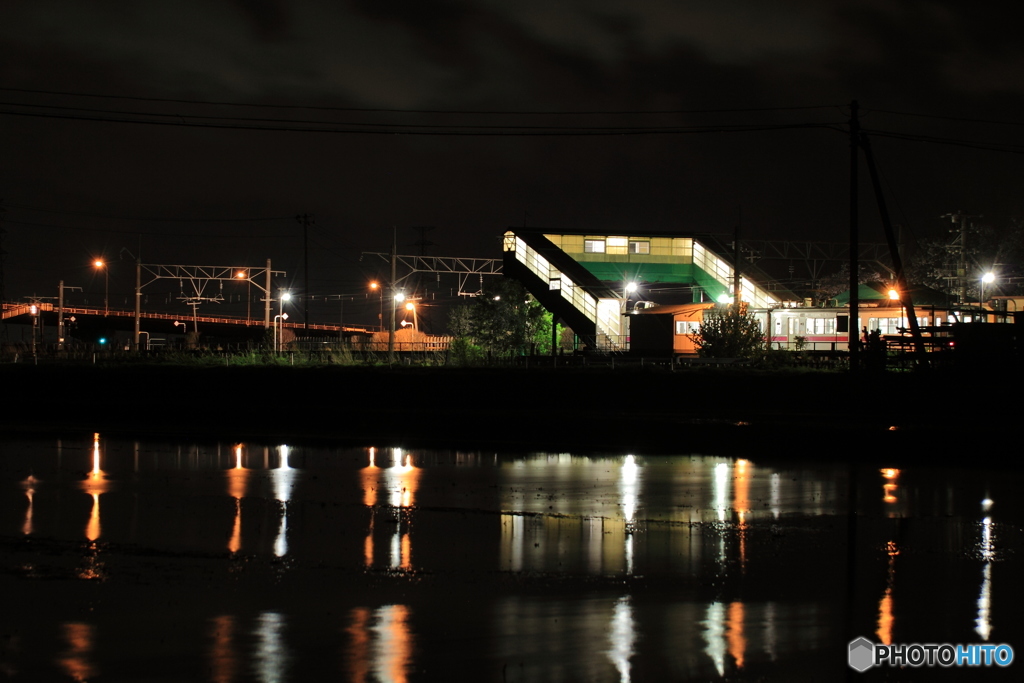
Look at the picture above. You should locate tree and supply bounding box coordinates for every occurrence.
[468,278,548,359]
[691,305,765,359]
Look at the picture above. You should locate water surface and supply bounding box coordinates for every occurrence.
[1,435,1020,681]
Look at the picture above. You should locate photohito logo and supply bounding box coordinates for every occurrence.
[848,637,1014,672]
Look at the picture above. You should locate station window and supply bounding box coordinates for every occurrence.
[628,240,650,254]
[584,239,606,253]
[675,321,700,335]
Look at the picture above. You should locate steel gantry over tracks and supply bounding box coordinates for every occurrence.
[130,259,286,349]
[362,252,503,295]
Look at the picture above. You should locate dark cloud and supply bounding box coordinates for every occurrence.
[1,0,1022,311]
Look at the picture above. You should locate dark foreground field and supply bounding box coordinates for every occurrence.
[1,363,1012,465]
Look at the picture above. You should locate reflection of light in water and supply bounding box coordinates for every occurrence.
[21,475,38,536]
[385,448,418,508]
[362,448,381,567]
[371,605,414,683]
[713,462,730,569]
[80,433,110,541]
[619,455,639,574]
[727,602,746,669]
[763,602,777,661]
[713,463,729,522]
[208,615,237,683]
[345,605,415,683]
[977,563,992,640]
[703,602,726,676]
[769,472,780,519]
[606,596,635,683]
[58,622,97,682]
[346,607,371,683]
[881,468,899,505]
[734,460,751,570]
[382,449,419,570]
[876,540,899,644]
[500,514,525,572]
[253,611,289,683]
[703,600,746,675]
[976,499,995,640]
[226,444,250,554]
[271,445,297,557]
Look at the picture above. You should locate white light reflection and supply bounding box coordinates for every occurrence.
[370,605,414,683]
[713,462,730,522]
[270,445,298,557]
[606,596,635,683]
[703,602,726,676]
[976,498,995,640]
[769,472,780,519]
[381,448,419,571]
[252,611,289,683]
[619,455,639,575]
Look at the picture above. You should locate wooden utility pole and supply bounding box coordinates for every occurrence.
[848,100,860,372]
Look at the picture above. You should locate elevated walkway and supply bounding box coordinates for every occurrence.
[503,231,622,350]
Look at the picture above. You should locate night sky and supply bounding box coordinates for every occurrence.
[2,1,1023,329]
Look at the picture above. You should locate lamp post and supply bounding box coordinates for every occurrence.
[236,270,250,323]
[276,292,292,353]
[93,259,108,316]
[978,270,995,321]
[274,313,290,352]
[404,301,418,333]
[370,281,383,331]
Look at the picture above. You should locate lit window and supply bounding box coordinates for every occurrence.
[584,240,605,253]
[628,241,650,254]
[607,237,628,247]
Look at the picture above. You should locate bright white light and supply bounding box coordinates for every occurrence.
[982,272,995,284]
[625,282,637,293]
[395,292,405,302]
[717,293,732,304]
[281,292,292,302]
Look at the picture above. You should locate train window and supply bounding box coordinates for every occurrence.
[837,315,849,333]
[584,239,606,253]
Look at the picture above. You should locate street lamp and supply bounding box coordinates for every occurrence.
[93,259,108,316]
[276,292,292,353]
[370,281,383,331]
[274,312,290,352]
[404,301,418,333]
[981,272,995,309]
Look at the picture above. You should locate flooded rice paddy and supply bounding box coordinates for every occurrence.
[1,435,1021,681]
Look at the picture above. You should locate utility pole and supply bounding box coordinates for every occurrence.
[848,100,860,372]
[58,281,82,351]
[941,211,980,307]
[297,213,314,328]
[388,228,397,362]
[264,258,272,329]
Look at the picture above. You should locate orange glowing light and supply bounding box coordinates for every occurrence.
[370,282,379,289]
[235,271,246,279]
[93,260,105,269]
[888,288,899,300]
[880,468,900,480]
[405,302,415,311]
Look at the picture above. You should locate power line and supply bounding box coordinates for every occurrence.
[0,86,842,117]
[5,219,291,238]
[5,202,294,223]
[0,104,843,136]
